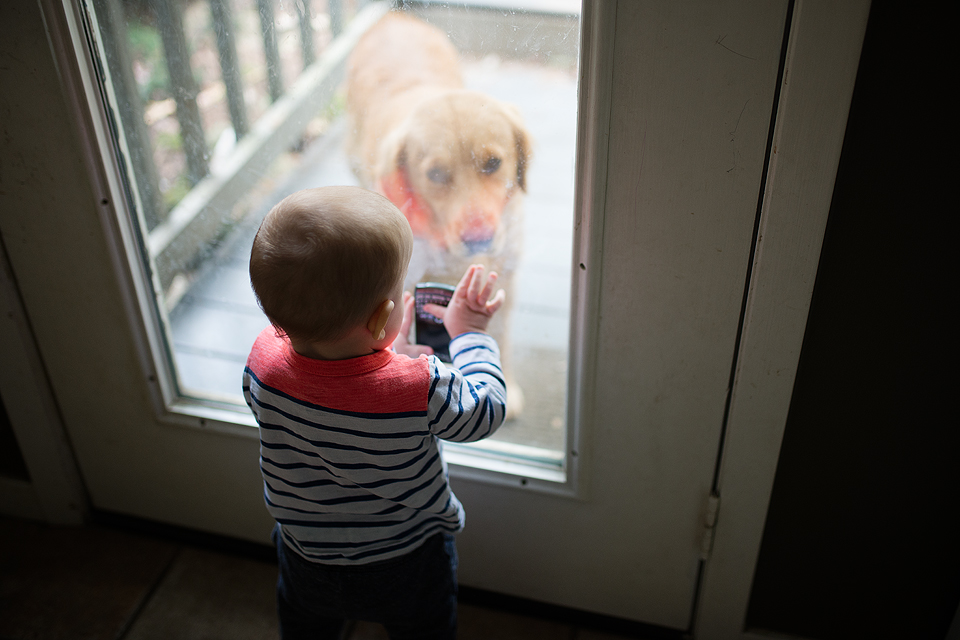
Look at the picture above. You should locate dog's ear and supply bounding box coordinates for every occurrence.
[501,102,532,192]
[373,125,409,181]
[514,125,531,192]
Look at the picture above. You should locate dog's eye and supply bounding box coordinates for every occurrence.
[427,167,451,185]
[481,157,502,175]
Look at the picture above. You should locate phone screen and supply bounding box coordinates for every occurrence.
[414,283,456,362]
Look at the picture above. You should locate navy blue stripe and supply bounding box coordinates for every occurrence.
[442,376,482,440]
[431,378,466,437]
[261,458,340,473]
[290,524,456,563]
[269,499,402,519]
[457,356,503,372]
[261,440,435,473]
[427,365,441,399]
[463,393,491,441]
[275,507,420,528]
[263,457,445,507]
[259,419,426,455]
[265,490,405,516]
[262,449,443,492]
[262,467,355,493]
[260,453,342,481]
[415,481,451,513]
[264,481,382,508]
[460,369,506,388]
[433,377,469,439]
[455,360,506,387]
[389,474,447,507]
[448,332,492,349]
[427,369,456,428]
[261,464,342,490]
[267,491,410,518]
[445,389,466,436]
[453,343,496,357]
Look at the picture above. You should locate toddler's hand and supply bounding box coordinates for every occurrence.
[425,264,504,338]
[392,291,435,357]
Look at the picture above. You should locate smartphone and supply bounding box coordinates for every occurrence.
[414,282,456,362]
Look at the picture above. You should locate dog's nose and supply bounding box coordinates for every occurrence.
[463,237,494,255]
[459,209,497,254]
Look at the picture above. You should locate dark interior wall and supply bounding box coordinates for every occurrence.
[744,3,956,639]
[0,396,29,481]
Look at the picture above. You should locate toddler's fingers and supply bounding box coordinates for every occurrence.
[466,265,484,302]
[454,264,478,299]
[485,288,506,314]
[423,303,447,319]
[477,271,499,304]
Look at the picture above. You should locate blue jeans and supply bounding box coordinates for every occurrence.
[273,527,458,640]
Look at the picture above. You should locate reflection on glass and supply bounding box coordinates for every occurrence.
[91,0,579,459]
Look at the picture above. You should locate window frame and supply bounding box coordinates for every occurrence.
[64,0,610,498]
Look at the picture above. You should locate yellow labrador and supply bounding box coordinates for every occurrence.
[345,12,532,416]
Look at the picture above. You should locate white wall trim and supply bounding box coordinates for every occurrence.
[0,243,87,525]
[564,0,617,501]
[946,601,960,640]
[694,1,871,638]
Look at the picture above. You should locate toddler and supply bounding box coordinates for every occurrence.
[242,186,506,639]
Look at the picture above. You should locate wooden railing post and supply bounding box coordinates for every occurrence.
[296,0,315,68]
[209,0,249,138]
[256,0,284,102]
[148,1,391,295]
[91,0,166,229]
[154,0,209,185]
[329,0,344,37]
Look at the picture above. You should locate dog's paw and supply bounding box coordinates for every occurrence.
[505,382,525,421]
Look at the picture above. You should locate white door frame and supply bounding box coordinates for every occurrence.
[0,241,87,525]
[694,2,871,637]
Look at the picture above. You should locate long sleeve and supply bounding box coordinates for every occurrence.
[427,332,506,443]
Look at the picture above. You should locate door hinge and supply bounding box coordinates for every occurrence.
[699,492,721,561]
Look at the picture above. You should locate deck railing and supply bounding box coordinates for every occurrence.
[91,0,577,301]
[91,0,385,298]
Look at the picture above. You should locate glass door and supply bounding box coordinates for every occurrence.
[21,0,793,630]
[89,0,582,482]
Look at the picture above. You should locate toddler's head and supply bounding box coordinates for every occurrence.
[250,186,412,345]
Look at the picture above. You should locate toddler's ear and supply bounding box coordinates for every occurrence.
[367,300,395,341]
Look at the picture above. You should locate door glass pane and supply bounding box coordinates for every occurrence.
[89,0,580,463]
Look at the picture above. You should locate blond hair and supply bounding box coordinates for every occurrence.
[249,186,411,343]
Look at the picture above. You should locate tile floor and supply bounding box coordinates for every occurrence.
[0,515,660,640]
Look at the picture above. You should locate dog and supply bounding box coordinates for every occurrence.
[345,11,532,417]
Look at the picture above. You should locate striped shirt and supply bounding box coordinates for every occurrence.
[242,327,506,565]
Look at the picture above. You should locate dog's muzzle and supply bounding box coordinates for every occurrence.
[462,237,494,255]
[458,212,498,255]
